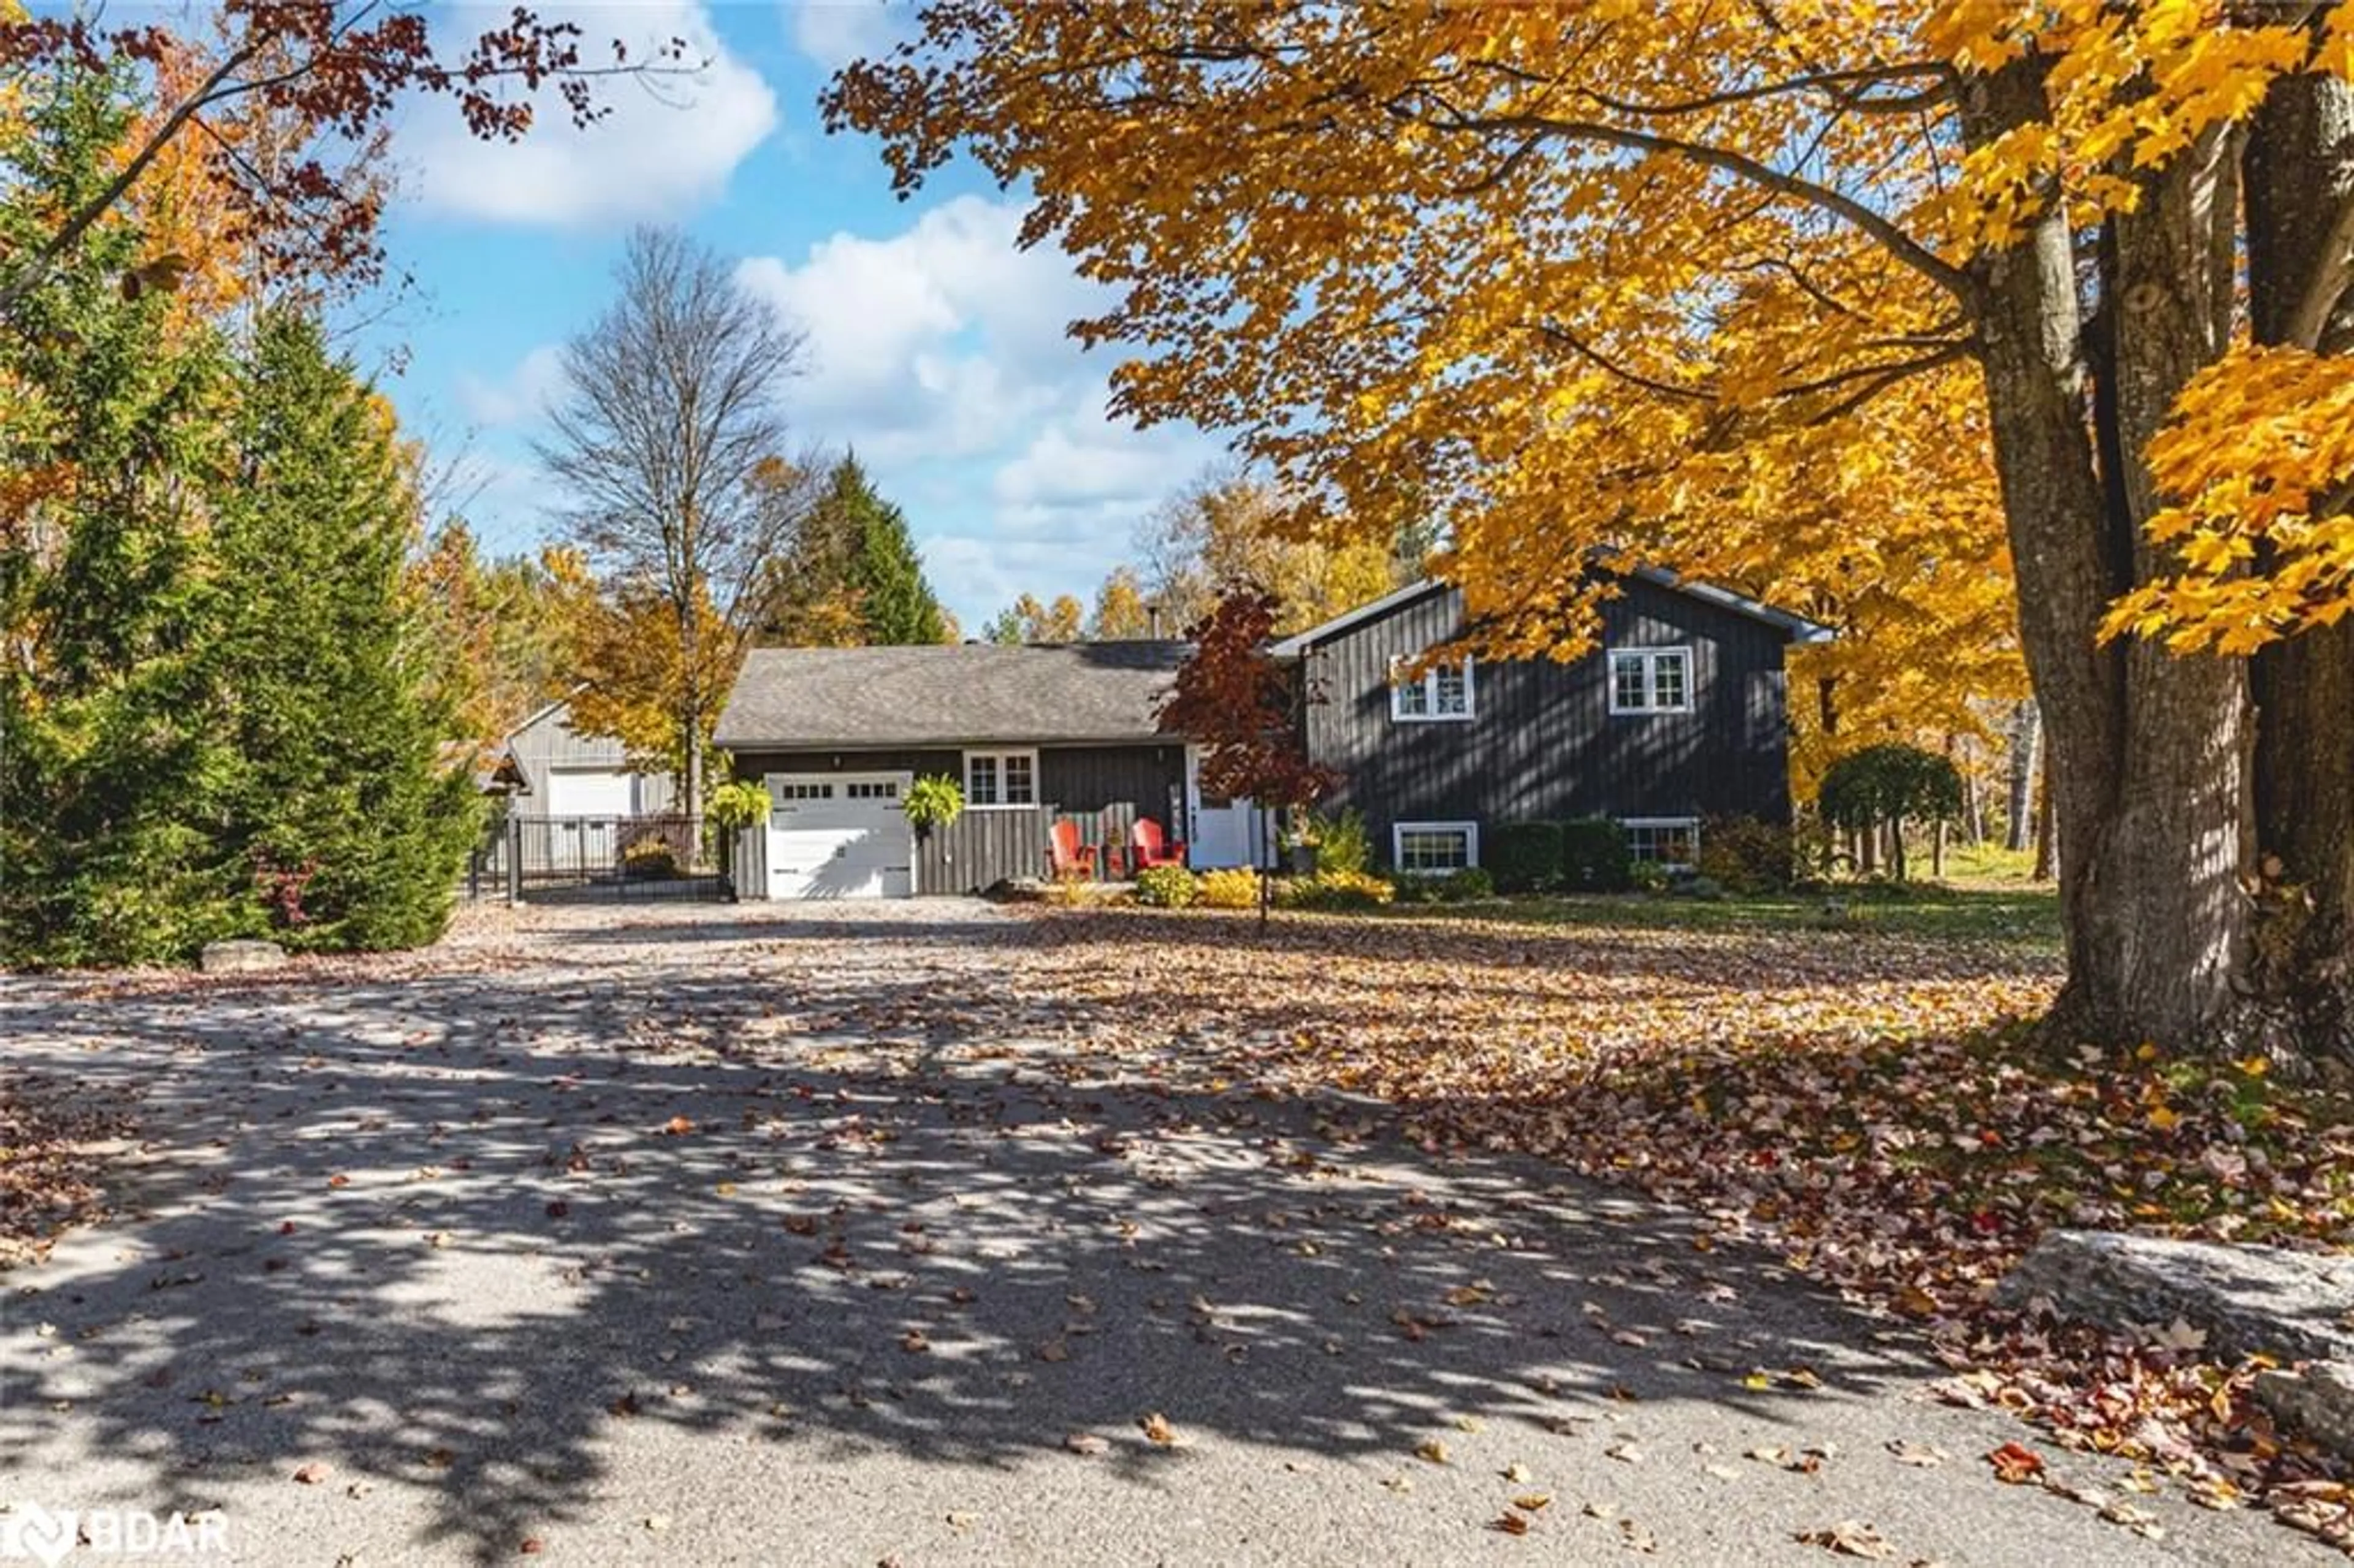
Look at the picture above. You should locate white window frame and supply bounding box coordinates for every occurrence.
[1392,820,1480,875]
[1607,647,1695,715]
[1621,817,1701,869]
[1390,655,1476,723]
[962,748,1039,810]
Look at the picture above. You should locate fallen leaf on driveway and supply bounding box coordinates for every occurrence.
[1415,1437,1450,1465]
[1492,1513,1530,1536]
[1140,1412,1176,1445]
[1062,1433,1108,1456]
[1986,1442,2044,1485]
[1037,1338,1069,1363]
[1796,1520,1896,1559]
[1512,1494,1552,1512]
[1885,1440,1945,1467]
[660,1116,695,1135]
[1618,1518,1657,1553]
[292,1463,329,1485]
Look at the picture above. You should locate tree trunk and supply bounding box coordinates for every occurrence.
[2005,700,2040,852]
[1961,55,2246,1048]
[2033,755,2056,882]
[1933,818,1947,880]
[2245,65,2354,1052]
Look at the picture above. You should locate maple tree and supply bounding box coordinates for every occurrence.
[0,0,682,316]
[1157,587,1337,812]
[829,2,2354,1054]
[982,590,1086,644]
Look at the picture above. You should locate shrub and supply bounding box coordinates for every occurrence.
[1560,817,1634,891]
[1276,869,1396,911]
[904,774,964,831]
[621,838,680,879]
[1628,860,1673,894]
[1388,873,1441,905]
[1135,866,1200,908]
[1488,822,1564,894]
[1437,866,1495,901]
[1197,867,1263,909]
[1817,743,1964,882]
[1676,873,1728,901]
[706,780,772,832]
[1311,809,1372,876]
[1697,815,1796,894]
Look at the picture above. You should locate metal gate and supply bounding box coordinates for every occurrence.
[467,813,731,902]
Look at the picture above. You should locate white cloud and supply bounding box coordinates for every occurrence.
[405,2,776,227]
[739,194,1107,463]
[455,344,566,427]
[788,1,918,72]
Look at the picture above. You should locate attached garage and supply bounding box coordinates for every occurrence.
[764,773,914,900]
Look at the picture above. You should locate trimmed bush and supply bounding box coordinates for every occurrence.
[1197,868,1262,909]
[1135,866,1200,908]
[1697,815,1797,894]
[1488,821,1564,894]
[1560,817,1634,891]
[1276,869,1396,911]
[1628,860,1672,894]
[1437,866,1495,902]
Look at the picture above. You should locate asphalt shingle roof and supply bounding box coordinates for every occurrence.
[714,642,1190,750]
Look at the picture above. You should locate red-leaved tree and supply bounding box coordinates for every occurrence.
[1157,587,1338,890]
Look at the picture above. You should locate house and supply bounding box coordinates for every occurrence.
[713,572,1828,900]
[1271,573,1831,875]
[490,698,679,818]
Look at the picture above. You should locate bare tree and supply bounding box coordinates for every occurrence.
[538,226,813,818]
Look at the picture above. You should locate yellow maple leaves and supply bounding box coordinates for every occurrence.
[2105,344,2354,653]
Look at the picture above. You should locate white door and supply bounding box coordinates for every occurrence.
[764,774,914,899]
[1184,748,1261,869]
[546,767,634,818]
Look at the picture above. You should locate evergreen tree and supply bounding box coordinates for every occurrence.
[208,311,480,951]
[760,456,949,645]
[837,458,948,644]
[0,59,240,965]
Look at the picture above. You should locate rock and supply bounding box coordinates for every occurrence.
[1999,1230,2354,1364]
[2257,1363,2354,1458]
[2001,1230,2354,1460]
[200,939,287,975]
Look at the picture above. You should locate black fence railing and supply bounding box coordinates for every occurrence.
[466,813,731,902]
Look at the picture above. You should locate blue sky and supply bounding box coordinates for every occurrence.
[365,2,1223,630]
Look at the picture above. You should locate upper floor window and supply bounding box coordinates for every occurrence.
[964,749,1037,808]
[1391,656,1475,722]
[1608,648,1693,714]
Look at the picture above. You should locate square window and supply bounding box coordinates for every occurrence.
[1609,648,1694,714]
[964,751,1038,808]
[1624,820,1699,867]
[1393,822,1477,873]
[1391,656,1474,722]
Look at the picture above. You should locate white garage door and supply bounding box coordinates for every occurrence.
[765,773,914,899]
[546,767,635,818]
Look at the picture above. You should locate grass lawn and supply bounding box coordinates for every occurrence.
[1378,880,2063,949]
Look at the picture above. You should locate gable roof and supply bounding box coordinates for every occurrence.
[1268,571,1835,655]
[715,642,1190,751]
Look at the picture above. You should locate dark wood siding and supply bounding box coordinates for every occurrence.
[722,743,1184,894]
[1298,581,1795,865]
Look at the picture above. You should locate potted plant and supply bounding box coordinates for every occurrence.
[904,775,964,835]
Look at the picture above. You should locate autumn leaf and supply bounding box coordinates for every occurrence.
[1139,1412,1177,1445]
[1796,1520,1898,1560]
[1986,1442,2045,1485]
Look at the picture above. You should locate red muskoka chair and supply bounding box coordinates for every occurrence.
[1047,819,1099,880]
[1129,818,1187,870]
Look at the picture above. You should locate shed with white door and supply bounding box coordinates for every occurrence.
[762,773,915,899]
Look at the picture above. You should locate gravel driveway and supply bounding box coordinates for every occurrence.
[0,901,2325,1566]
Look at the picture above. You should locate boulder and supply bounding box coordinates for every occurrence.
[2001,1230,2354,1459]
[199,938,287,975]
